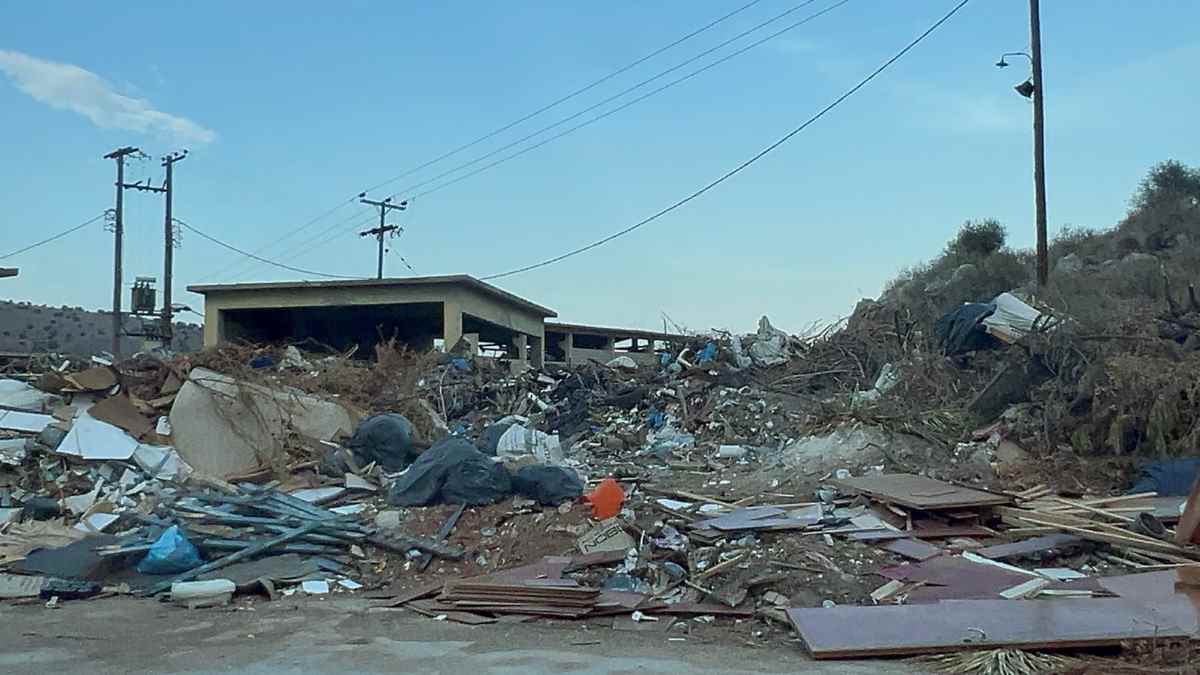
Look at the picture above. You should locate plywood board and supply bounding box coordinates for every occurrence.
[787,598,1191,659]
[832,474,1010,511]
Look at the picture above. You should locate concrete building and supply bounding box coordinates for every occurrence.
[188,275,556,367]
[544,321,688,367]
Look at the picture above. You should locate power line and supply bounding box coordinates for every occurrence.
[358,0,769,197]
[288,0,831,253]
[176,219,363,280]
[415,0,850,201]
[223,0,766,278]
[199,195,358,282]
[0,213,107,260]
[384,0,826,202]
[481,0,974,282]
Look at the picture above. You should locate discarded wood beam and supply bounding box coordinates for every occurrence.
[367,533,465,560]
[999,511,1198,559]
[417,503,466,572]
[142,519,327,595]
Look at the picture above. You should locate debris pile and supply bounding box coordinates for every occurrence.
[1,304,1198,670]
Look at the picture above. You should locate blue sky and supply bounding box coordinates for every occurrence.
[2,1,1198,334]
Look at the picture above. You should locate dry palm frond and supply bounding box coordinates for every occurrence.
[914,649,1081,675]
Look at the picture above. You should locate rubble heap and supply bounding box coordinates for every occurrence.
[1,311,1199,670]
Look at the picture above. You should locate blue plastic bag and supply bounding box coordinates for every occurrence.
[137,525,203,575]
[698,342,718,365]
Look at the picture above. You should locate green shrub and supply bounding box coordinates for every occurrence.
[947,219,1007,259]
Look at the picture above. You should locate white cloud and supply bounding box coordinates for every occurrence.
[0,49,215,144]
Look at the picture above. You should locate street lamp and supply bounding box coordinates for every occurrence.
[996,52,1035,98]
[996,0,1048,289]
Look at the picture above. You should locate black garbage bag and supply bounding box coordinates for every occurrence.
[388,437,512,506]
[477,421,515,456]
[348,413,417,472]
[935,302,998,355]
[512,465,584,506]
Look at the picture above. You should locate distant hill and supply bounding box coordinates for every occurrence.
[0,299,202,356]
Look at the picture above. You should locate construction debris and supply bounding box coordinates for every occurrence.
[1,319,1198,670]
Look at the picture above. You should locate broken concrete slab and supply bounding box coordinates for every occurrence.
[169,367,357,478]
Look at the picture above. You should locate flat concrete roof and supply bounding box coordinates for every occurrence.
[545,321,690,342]
[188,274,557,318]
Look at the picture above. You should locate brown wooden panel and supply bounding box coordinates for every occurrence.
[787,598,1191,659]
[832,474,1011,510]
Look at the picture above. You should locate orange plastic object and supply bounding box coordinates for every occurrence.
[585,478,625,519]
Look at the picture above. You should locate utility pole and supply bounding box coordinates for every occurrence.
[1030,0,1048,287]
[103,146,139,357]
[358,194,407,279]
[161,150,188,346]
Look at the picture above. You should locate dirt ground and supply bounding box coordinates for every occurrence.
[0,595,925,674]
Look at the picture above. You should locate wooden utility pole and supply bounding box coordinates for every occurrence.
[359,195,407,279]
[103,146,139,357]
[161,150,188,346]
[1030,0,1048,287]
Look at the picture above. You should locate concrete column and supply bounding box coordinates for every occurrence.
[203,306,221,347]
[442,301,463,352]
[530,335,544,369]
[512,334,528,362]
[564,332,574,365]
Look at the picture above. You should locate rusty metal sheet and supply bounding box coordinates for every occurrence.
[975,533,1082,560]
[786,598,1191,659]
[832,473,1011,511]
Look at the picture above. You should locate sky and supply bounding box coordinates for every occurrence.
[2,1,1199,335]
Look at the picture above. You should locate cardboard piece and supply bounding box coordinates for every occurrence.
[87,394,155,439]
[576,519,634,555]
[63,367,118,392]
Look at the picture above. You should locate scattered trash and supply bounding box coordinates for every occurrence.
[171,579,236,608]
[511,465,583,506]
[585,478,625,519]
[138,526,203,575]
[347,413,418,472]
[388,437,512,506]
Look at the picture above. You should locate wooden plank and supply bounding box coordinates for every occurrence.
[786,598,1191,659]
[832,474,1010,511]
[999,510,1198,559]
